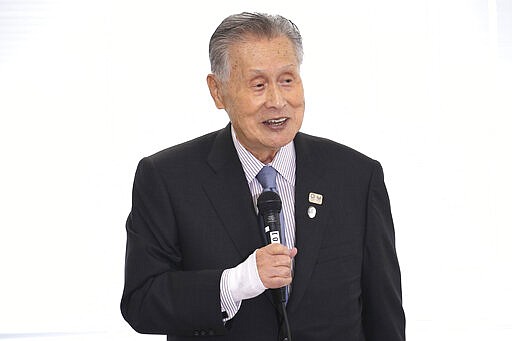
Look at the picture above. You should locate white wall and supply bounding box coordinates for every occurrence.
[0,0,511,340]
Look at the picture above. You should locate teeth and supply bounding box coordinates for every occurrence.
[267,118,287,124]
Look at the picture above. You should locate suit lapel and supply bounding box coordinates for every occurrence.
[202,128,332,311]
[287,133,331,313]
[202,125,265,261]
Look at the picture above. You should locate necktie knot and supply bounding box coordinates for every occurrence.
[256,166,277,192]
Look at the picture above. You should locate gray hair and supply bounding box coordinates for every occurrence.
[209,12,303,81]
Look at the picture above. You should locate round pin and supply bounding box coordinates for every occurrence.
[307,206,317,218]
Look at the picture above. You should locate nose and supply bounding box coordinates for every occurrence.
[265,82,285,109]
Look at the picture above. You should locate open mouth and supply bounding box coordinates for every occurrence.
[263,117,288,127]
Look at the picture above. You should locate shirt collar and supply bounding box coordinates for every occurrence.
[231,125,296,186]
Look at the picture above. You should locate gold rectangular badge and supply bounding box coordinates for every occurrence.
[308,192,323,205]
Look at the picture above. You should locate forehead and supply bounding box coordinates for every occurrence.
[228,35,299,73]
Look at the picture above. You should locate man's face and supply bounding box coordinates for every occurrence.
[208,35,305,163]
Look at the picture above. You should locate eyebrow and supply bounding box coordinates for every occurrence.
[247,64,297,75]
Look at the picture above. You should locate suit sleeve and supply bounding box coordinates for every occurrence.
[361,162,406,341]
[120,157,227,337]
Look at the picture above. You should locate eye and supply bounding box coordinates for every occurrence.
[280,77,294,85]
[252,81,266,90]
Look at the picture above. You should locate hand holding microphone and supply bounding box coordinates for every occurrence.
[256,243,297,289]
[256,191,297,296]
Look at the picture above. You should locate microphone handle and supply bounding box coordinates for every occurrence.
[263,212,287,303]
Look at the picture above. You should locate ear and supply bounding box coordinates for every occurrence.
[206,74,225,109]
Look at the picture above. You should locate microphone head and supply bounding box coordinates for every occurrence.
[257,191,282,215]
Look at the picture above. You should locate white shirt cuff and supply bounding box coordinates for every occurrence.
[220,251,266,320]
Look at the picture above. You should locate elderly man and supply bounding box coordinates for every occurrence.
[121,12,405,341]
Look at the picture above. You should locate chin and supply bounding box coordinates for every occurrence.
[272,136,295,148]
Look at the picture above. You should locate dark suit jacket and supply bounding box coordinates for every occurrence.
[121,124,405,340]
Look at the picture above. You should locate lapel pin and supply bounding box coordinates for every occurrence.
[308,192,323,205]
[307,206,317,219]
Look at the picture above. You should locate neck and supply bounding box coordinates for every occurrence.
[231,126,280,164]
[252,149,278,164]
[240,140,278,163]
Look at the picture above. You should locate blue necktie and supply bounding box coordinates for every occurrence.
[256,165,278,193]
[256,166,289,302]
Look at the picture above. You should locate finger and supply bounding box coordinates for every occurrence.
[263,270,293,288]
[257,258,292,276]
[263,243,290,255]
[270,255,294,267]
[257,262,293,283]
[269,267,293,279]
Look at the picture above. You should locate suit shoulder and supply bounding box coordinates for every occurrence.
[296,132,379,169]
[144,129,219,167]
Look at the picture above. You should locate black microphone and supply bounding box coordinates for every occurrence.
[257,190,286,303]
[257,190,293,341]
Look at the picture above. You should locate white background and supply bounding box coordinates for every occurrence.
[0,0,511,340]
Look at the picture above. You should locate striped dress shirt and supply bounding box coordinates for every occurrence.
[220,126,296,320]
